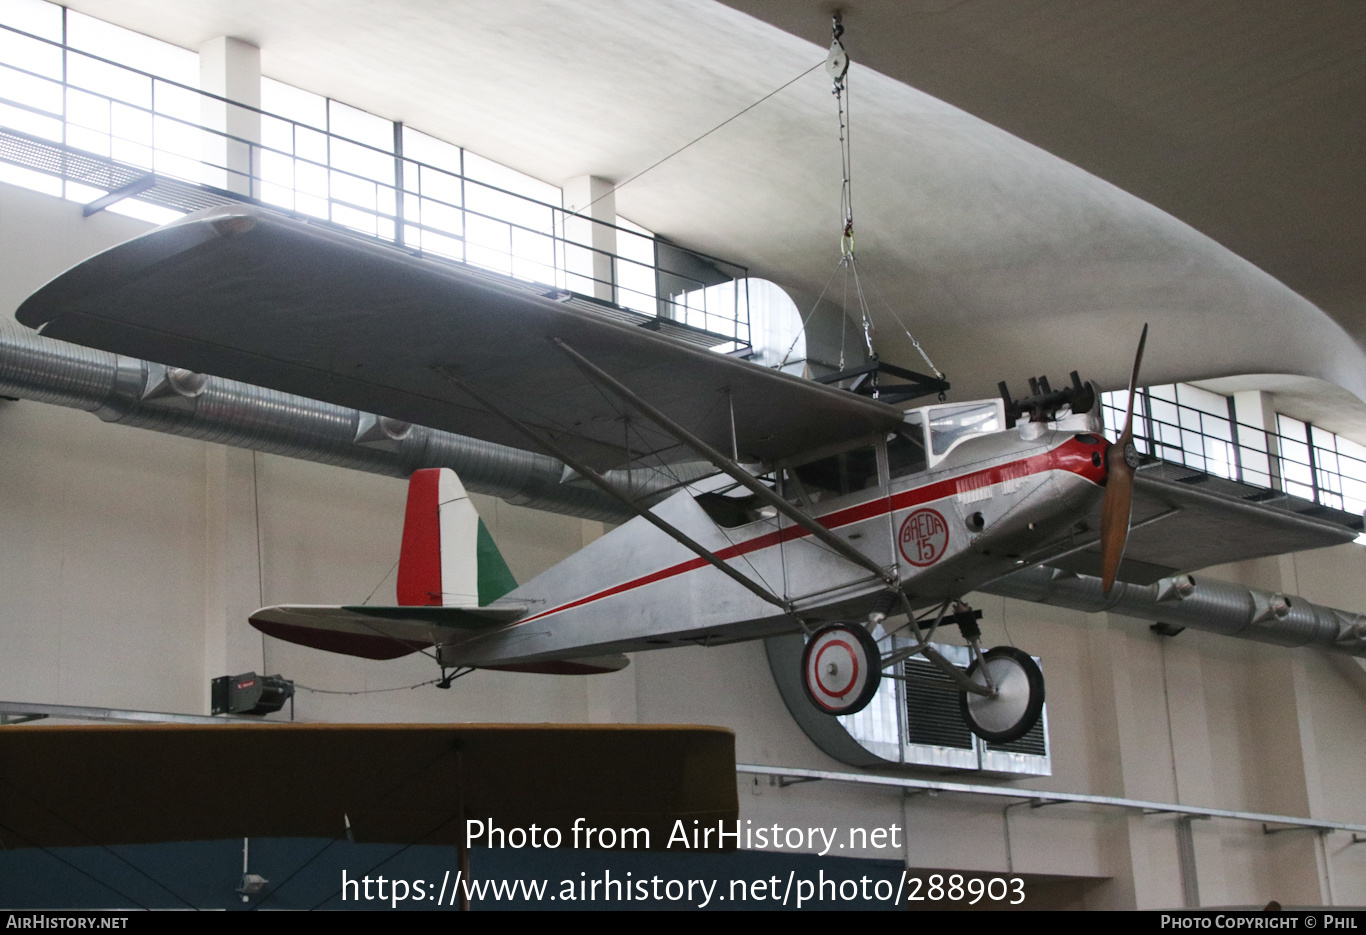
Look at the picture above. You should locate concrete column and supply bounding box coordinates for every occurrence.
[203,444,265,712]
[1248,648,1331,904]
[562,175,616,302]
[1158,634,1231,906]
[1232,390,1282,491]
[199,37,261,197]
[1085,602,1339,908]
[1083,616,1184,909]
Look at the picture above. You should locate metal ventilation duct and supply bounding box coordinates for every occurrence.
[0,320,685,523]
[983,565,1366,656]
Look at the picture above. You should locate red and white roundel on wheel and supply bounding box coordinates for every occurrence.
[898,507,949,566]
[801,624,881,715]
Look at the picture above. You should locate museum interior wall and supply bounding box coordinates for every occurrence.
[5,177,1366,910]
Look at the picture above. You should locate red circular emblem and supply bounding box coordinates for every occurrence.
[813,638,859,698]
[898,508,949,566]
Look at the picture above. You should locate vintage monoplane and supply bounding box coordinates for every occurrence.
[12,206,1203,744]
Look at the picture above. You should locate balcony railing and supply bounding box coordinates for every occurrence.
[1103,385,1366,527]
[0,18,751,351]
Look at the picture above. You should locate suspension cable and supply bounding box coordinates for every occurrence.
[822,13,945,385]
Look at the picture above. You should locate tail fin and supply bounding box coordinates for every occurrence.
[397,468,517,607]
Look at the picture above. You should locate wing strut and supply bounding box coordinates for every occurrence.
[434,368,791,612]
[552,339,899,588]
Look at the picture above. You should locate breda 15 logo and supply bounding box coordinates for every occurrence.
[899,508,949,566]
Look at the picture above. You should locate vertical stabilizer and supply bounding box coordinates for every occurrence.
[397,468,480,606]
[477,519,518,604]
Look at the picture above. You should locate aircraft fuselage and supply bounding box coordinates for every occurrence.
[441,418,1109,669]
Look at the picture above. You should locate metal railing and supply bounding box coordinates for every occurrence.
[1103,386,1366,521]
[0,16,751,350]
[738,763,1366,835]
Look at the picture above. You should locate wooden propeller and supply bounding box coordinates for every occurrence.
[1100,324,1148,593]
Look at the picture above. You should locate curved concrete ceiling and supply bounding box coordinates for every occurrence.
[53,1,1366,429]
[725,0,1366,336]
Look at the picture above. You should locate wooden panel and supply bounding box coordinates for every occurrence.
[0,723,737,850]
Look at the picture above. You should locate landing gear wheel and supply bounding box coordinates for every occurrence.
[959,646,1045,744]
[802,623,881,715]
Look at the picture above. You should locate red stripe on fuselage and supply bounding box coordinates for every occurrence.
[512,435,1106,627]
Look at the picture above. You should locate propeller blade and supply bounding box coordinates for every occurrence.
[1120,324,1148,440]
[1100,324,1148,593]
[1100,437,1135,592]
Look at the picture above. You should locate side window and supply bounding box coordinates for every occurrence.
[791,445,879,502]
[928,403,1002,456]
[695,492,776,528]
[695,477,778,528]
[888,415,927,479]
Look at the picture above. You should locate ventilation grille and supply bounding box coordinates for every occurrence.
[987,719,1046,756]
[899,647,1051,773]
[903,657,974,750]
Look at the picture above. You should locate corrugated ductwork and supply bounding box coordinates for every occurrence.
[0,320,688,522]
[983,565,1366,656]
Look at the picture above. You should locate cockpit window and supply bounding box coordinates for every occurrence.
[696,492,775,528]
[928,403,1002,456]
[695,478,778,528]
[790,445,879,503]
[888,413,928,479]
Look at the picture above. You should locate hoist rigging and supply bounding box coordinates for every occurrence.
[806,12,945,391]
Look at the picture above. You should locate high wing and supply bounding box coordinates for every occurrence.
[16,206,904,470]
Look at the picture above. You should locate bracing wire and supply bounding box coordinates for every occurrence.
[572,61,824,216]
[0,774,197,909]
[855,257,946,380]
[779,261,842,369]
[255,743,464,911]
[0,817,152,909]
[295,678,443,696]
[361,558,400,607]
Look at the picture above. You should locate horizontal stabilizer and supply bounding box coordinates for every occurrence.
[479,655,631,675]
[250,602,526,660]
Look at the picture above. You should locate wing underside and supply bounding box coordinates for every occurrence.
[17,206,903,470]
[249,603,522,661]
[1048,465,1361,584]
[250,603,629,673]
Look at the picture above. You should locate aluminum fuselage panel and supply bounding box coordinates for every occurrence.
[445,430,1107,666]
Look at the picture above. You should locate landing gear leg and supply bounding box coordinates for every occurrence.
[867,596,1047,744]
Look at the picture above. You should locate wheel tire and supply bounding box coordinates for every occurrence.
[801,623,882,715]
[959,646,1045,744]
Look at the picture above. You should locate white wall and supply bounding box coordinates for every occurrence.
[5,181,1366,909]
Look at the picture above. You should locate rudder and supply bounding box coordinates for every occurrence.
[398,468,514,607]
